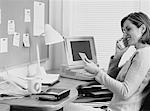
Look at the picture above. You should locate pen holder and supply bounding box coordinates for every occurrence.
[27,77,42,94]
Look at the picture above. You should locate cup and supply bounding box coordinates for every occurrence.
[27,77,42,94]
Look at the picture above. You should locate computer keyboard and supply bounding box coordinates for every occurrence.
[60,68,95,81]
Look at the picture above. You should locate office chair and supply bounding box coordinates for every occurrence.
[140,93,150,111]
[140,81,150,111]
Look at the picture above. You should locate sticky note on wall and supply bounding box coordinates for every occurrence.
[24,9,31,22]
[13,32,20,47]
[23,33,30,47]
[0,38,8,53]
[8,20,15,35]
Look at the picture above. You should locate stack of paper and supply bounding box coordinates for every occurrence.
[41,73,60,85]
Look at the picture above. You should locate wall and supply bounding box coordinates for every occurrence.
[140,0,150,16]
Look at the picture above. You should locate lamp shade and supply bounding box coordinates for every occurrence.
[44,24,64,45]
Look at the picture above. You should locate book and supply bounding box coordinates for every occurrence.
[37,88,70,101]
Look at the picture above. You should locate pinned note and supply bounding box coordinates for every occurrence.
[33,1,45,36]
[13,32,20,47]
[0,38,8,53]
[24,9,31,22]
[8,20,15,35]
[23,33,30,47]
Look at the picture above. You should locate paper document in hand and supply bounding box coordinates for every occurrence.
[42,74,60,85]
[79,52,89,62]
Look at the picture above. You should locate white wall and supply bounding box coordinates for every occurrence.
[139,0,150,16]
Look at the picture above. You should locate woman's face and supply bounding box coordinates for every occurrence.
[122,20,143,46]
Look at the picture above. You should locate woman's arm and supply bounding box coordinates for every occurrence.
[96,50,150,99]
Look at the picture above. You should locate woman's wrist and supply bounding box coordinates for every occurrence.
[95,69,106,82]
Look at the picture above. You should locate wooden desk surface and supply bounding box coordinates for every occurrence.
[0,77,88,111]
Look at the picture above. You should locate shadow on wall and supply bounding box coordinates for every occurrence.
[47,42,67,70]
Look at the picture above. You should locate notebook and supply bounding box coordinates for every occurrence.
[60,36,97,80]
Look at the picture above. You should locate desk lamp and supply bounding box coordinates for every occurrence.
[37,24,64,74]
[44,24,64,70]
[33,24,64,91]
[27,25,64,93]
[44,24,64,45]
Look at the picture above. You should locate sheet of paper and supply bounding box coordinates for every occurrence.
[0,81,28,96]
[13,32,20,47]
[8,20,15,35]
[23,33,30,47]
[0,38,8,53]
[42,73,60,85]
[24,9,31,22]
[33,1,45,36]
[79,52,89,62]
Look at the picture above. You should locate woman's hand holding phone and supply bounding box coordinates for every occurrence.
[115,37,129,58]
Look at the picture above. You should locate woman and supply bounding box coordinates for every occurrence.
[64,12,150,111]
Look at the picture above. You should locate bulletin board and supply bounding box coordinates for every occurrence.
[0,0,49,69]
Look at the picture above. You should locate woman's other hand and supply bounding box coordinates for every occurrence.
[83,58,99,75]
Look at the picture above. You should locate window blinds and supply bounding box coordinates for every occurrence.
[65,0,139,69]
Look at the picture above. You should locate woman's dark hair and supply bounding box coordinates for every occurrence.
[121,12,150,45]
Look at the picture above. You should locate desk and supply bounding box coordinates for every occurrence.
[0,77,87,111]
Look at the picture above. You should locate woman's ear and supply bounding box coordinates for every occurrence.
[140,24,146,34]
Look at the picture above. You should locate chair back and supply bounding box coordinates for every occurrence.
[140,81,150,111]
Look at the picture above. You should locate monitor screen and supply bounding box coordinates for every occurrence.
[71,41,92,61]
[64,36,97,66]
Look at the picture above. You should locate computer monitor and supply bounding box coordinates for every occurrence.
[64,36,97,66]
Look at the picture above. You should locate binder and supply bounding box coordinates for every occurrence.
[37,88,70,101]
